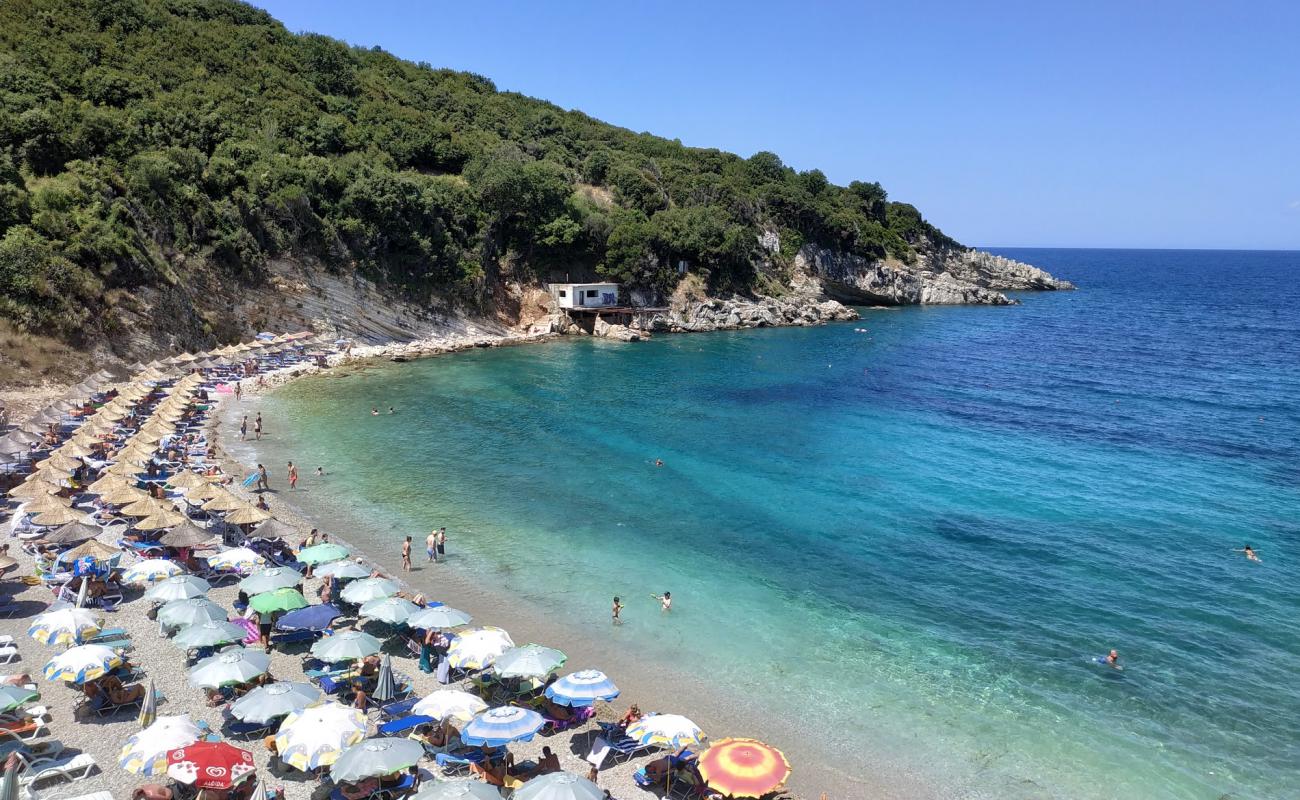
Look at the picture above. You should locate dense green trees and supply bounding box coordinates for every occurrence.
[0,0,961,342]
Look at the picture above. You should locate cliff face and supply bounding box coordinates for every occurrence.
[795,240,1074,307]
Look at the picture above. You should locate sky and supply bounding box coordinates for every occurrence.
[252,1,1299,250]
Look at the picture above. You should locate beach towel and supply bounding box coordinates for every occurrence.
[233,616,260,644]
[586,737,611,770]
[242,473,258,487]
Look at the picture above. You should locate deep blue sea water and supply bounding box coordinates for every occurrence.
[245,249,1300,799]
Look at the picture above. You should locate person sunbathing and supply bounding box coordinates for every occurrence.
[1,673,32,686]
[338,778,380,799]
[471,756,508,786]
[616,703,642,731]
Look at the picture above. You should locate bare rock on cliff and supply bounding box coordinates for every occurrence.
[925,250,1076,292]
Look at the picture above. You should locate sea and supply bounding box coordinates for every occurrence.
[231,249,1300,799]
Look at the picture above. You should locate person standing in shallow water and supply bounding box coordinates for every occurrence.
[612,596,623,624]
[401,536,412,571]
[239,416,248,441]
[254,413,263,440]
[256,463,269,491]
[426,530,438,563]
[287,461,298,490]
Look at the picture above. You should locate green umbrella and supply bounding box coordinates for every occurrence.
[250,588,309,614]
[0,685,39,713]
[296,542,350,565]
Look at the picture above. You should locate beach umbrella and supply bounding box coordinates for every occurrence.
[461,706,545,747]
[22,494,71,514]
[626,713,706,749]
[697,738,792,798]
[0,685,39,713]
[239,566,302,595]
[274,702,367,771]
[120,714,202,775]
[145,574,211,602]
[358,596,419,625]
[296,542,350,565]
[173,621,248,650]
[122,558,184,586]
[158,597,227,628]
[512,772,605,800]
[7,478,60,498]
[42,644,122,683]
[245,779,272,800]
[330,737,423,783]
[0,757,16,800]
[230,681,321,724]
[372,654,397,704]
[121,497,176,518]
[493,644,566,680]
[0,556,17,574]
[545,670,621,707]
[408,606,472,630]
[275,603,340,632]
[137,510,188,530]
[310,630,382,663]
[411,690,487,724]
[314,560,368,580]
[166,740,256,790]
[201,489,245,512]
[138,677,158,728]
[28,607,102,646]
[40,521,100,546]
[411,782,504,800]
[339,576,399,605]
[30,506,91,527]
[189,647,270,688]
[224,504,272,525]
[446,627,515,671]
[248,518,295,540]
[166,471,208,491]
[159,522,215,548]
[59,538,118,563]
[206,547,267,574]
[249,587,308,614]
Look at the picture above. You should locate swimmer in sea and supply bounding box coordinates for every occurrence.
[371,407,379,416]
[1234,544,1262,563]
[654,459,663,467]
[651,591,671,612]
[1104,649,1122,670]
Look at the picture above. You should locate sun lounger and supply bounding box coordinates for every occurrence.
[0,645,20,664]
[86,628,127,643]
[51,792,113,800]
[225,719,274,739]
[377,714,434,737]
[0,716,49,741]
[543,705,595,734]
[270,629,317,647]
[0,737,63,761]
[378,696,419,719]
[17,751,97,792]
[603,733,657,763]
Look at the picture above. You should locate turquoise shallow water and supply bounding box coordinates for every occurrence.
[246,249,1300,799]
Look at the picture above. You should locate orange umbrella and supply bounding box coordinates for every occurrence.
[697,738,791,798]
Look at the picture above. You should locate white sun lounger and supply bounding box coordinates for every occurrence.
[17,752,97,792]
[0,645,21,664]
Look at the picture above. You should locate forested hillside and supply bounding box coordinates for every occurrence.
[0,0,960,344]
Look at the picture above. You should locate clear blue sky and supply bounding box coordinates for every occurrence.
[253,0,1298,249]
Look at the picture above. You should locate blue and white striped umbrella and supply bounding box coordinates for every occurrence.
[122,558,184,586]
[460,706,545,747]
[544,669,621,707]
[42,644,122,684]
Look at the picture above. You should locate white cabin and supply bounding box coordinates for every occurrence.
[548,282,620,310]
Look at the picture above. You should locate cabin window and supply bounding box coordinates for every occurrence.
[557,290,567,297]
[586,290,599,298]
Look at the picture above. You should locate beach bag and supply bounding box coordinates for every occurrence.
[435,659,450,685]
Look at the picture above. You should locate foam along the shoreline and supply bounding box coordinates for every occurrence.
[215,353,939,800]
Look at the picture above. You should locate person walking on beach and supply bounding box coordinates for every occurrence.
[426,530,438,563]
[612,596,623,625]
[256,463,269,491]
[651,591,672,612]
[1234,544,1262,563]
[287,461,298,490]
[234,381,242,401]
[239,415,248,441]
[254,413,263,440]
[402,536,412,572]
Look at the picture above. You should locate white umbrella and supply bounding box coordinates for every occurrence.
[493,644,567,679]
[239,567,302,595]
[158,598,228,628]
[274,702,367,771]
[314,560,369,580]
[446,626,514,671]
[144,574,211,602]
[407,606,472,630]
[513,772,604,800]
[172,621,249,649]
[309,630,382,663]
[358,596,419,625]
[122,558,184,586]
[189,647,271,688]
[411,690,487,724]
[339,577,399,605]
[329,737,424,783]
[206,547,267,574]
[28,607,102,646]
[120,714,201,775]
[411,782,503,800]
[231,682,321,724]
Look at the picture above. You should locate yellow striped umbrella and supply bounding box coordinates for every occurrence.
[697,738,791,798]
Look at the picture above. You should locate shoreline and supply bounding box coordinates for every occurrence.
[214,342,937,800]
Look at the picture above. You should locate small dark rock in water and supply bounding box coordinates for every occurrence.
[391,356,410,362]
